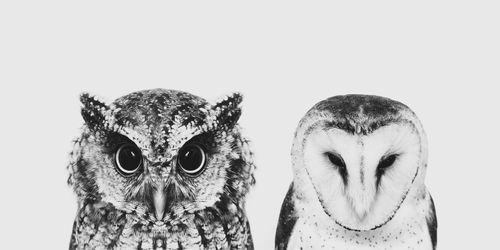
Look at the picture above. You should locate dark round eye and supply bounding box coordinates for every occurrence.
[115,144,143,175]
[177,144,206,175]
[378,154,398,170]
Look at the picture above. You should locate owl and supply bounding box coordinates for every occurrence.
[67,89,256,249]
[275,95,437,250]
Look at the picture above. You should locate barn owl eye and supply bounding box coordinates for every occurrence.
[326,152,348,184]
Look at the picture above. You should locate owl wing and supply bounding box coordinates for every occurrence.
[275,183,298,250]
[426,193,437,250]
[245,219,255,250]
[69,219,78,250]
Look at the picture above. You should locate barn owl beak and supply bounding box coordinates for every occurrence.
[153,183,167,220]
[348,171,376,221]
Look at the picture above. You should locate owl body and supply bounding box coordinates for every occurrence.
[68,89,255,249]
[69,199,252,249]
[277,182,435,250]
[276,95,437,250]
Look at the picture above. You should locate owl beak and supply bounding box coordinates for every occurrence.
[348,172,376,221]
[153,183,167,220]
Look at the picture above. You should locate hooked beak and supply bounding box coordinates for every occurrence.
[153,183,167,220]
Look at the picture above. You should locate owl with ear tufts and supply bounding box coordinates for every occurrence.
[68,89,256,249]
[276,95,437,250]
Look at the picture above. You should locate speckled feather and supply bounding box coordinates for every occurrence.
[276,183,437,250]
[276,95,437,250]
[68,89,255,249]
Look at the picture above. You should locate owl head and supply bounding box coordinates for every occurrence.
[292,94,428,231]
[68,89,255,222]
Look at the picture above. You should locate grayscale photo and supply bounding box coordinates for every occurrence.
[1,1,499,250]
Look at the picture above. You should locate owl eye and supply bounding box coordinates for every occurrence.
[326,152,348,184]
[115,144,143,176]
[378,154,398,171]
[177,144,206,175]
[327,152,345,168]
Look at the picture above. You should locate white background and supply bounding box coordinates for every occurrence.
[1,1,499,249]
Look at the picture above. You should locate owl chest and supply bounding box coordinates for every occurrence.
[286,216,432,250]
[71,210,252,250]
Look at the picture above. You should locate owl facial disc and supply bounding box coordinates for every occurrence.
[292,94,427,231]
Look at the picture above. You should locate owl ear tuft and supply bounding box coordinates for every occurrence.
[212,92,243,129]
[80,92,111,131]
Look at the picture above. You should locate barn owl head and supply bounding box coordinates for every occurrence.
[292,94,427,230]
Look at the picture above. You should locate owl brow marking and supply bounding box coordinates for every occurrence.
[358,137,365,187]
[360,167,365,187]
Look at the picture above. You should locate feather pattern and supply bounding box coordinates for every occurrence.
[277,94,437,249]
[68,89,255,249]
